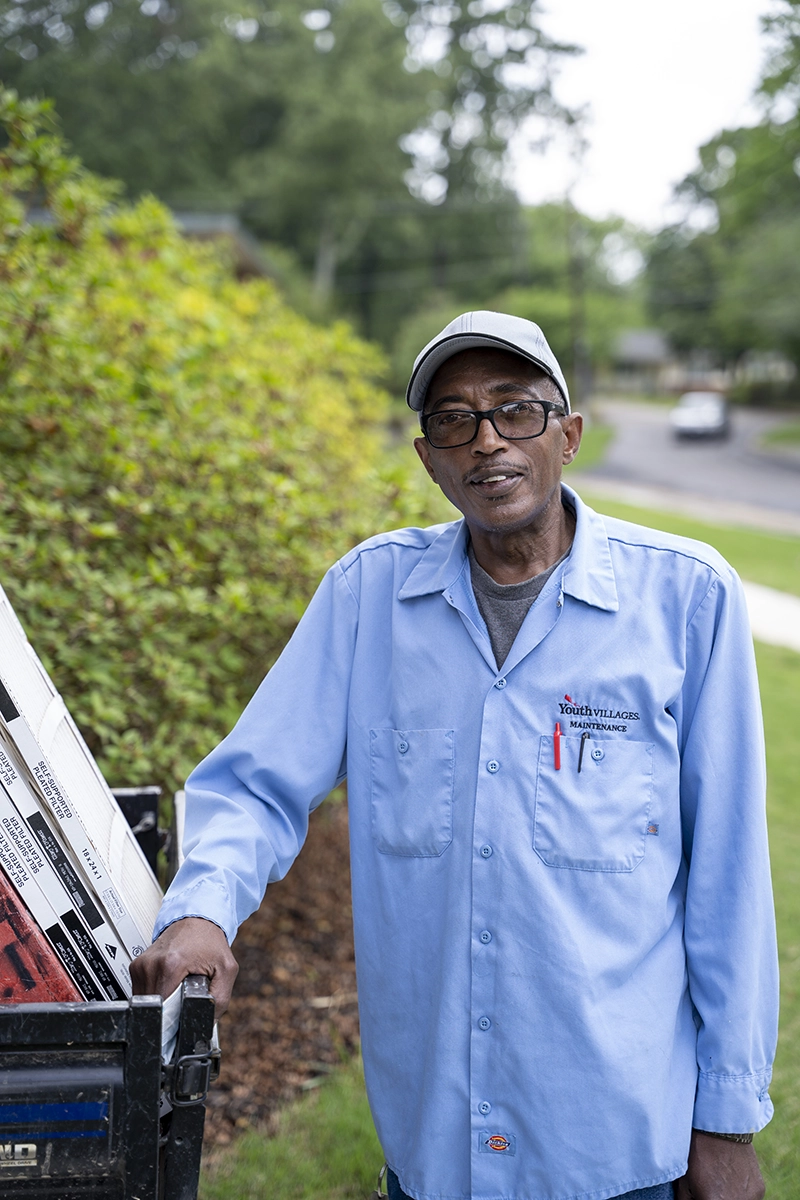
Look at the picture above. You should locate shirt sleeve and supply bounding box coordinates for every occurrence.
[675,567,779,1134]
[153,560,359,944]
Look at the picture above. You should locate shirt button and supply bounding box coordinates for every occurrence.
[398,741,409,754]
[495,678,507,689]
[487,760,500,773]
[479,930,492,944]
[591,746,604,761]
[479,1101,492,1116]
[478,1016,492,1031]
[480,844,493,858]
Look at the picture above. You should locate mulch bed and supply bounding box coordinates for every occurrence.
[202,795,359,1148]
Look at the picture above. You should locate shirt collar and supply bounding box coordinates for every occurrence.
[560,483,619,612]
[397,483,619,612]
[397,520,470,600]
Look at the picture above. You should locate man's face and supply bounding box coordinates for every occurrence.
[413,348,582,538]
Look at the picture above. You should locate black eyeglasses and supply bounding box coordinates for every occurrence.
[421,400,566,449]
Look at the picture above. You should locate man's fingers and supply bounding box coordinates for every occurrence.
[128,951,167,996]
[205,969,236,1017]
[190,950,239,1015]
[130,916,239,1016]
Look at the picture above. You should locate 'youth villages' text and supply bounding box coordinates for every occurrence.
[558,703,640,720]
[558,702,640,734]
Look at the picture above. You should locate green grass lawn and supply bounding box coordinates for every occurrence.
[201,507,800,1199]
[763,420,800,447]
[200,1056,382,1200]
[563,421,613,472]
[753,642,800,1194]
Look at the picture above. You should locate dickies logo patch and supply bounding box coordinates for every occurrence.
[486,1136,510,1152]
[479,1131,516,1155]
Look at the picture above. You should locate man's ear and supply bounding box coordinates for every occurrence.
[414,435,439,484]
[561,413,583,466]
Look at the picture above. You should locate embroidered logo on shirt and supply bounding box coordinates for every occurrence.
[557,693,640,733]
[479,1132,517,1155]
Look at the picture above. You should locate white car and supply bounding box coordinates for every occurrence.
[669,391,730,439]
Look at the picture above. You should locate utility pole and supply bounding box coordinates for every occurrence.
[563,118,591,408]
[565,197,591,408]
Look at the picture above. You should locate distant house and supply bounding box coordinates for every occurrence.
[612,329,674,394]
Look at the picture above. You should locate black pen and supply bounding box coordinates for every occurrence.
[578,730,590,773]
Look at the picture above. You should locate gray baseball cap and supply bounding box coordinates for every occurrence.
[405,310,570,414]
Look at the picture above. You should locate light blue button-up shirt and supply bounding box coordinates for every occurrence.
[156,485,778,1200]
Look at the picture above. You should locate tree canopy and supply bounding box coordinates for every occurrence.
[0,0,578,333]
[645,0,800,389]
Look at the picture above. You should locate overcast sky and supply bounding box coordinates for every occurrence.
[510,0,778,228]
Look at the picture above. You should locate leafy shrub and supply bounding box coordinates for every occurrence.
[0,89,430,793]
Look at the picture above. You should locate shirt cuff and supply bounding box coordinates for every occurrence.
[693,1068,774,1135]
[152,878,237,945]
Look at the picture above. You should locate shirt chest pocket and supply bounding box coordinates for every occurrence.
[533,735,654,872]
[370,728,454,857]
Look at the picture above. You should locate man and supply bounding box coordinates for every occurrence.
[132,312,778,1200]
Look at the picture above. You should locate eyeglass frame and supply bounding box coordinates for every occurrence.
[420,399,567,449]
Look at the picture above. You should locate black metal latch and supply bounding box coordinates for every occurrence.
[163,1045,221,1106]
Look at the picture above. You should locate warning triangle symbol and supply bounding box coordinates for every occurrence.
[105,944,117,958]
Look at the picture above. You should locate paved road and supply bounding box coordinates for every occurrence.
[570,399,800,535]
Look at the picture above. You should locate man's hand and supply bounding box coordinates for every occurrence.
[674,1130,765,1200]
[129,916,239,1017]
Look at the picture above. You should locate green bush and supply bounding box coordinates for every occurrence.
[0,89,430,794]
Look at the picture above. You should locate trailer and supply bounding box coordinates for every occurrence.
[0,973,218,1199]
[0,587,221,1198]
[0,791,218,1199]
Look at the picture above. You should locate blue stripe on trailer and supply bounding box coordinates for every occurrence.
[0,1102,108,1123]
[0,1130,107,1140]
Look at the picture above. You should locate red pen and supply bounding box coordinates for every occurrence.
[553,721,562,770]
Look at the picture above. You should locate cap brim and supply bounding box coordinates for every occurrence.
[406,333,570,414]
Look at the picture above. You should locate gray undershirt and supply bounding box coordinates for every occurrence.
[468,544,566,669]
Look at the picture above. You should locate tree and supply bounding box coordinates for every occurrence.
[0,0,430,303]
[491,203,647,395]
[759,0,800,115]
[715,212,800,367]
[0,0,234,202]
[388,0,578,200]
[645,226,723,357]
[643,0,800,378]
[229,0,433,305]
[646,119,800,376]
[0,0,578,335]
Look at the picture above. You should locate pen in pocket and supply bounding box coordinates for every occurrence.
[578,730,590,773]
[553,721,562,770]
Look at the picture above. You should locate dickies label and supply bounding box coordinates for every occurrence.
[479,1131,516,1155]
